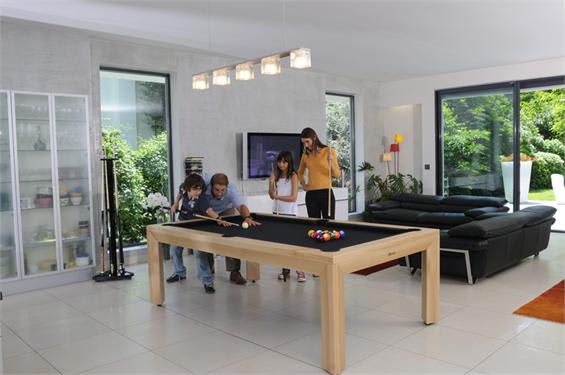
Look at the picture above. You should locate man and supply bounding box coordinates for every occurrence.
[204,173,260,285]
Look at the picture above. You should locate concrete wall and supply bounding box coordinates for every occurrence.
[376,57,565,194]
[1,17,378,214]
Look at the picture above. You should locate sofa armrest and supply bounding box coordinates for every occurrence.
[448,215,528,239]
[369,200,401,211]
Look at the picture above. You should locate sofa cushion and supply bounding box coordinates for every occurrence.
[419,212,473,226]
[465,206,509,219]
[370,208,424,223]
[477,212,509,220]
[392,193,443,205]
[400,202,443,212]
[437,204,471,213]
[447,214,528,239]
[442,195,507,208]
[519,206,557,226]
[369,200,401,211]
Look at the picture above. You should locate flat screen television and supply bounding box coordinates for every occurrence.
[243,132,303,179]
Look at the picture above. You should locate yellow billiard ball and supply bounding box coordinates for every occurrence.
[242,221,249,229]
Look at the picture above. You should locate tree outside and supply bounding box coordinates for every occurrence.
[442,88,564,198]
[326,94,356,211]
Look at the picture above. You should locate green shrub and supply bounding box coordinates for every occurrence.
[101,128,169,244]
[136,132,169,197]
[531,152,564,190]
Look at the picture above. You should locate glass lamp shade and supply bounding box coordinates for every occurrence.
[192,73,209,90]
[236,63,254,80]
[212,68,231,85]
[290,47,311,69]
[261,55,281,75]
[382,152,393,162]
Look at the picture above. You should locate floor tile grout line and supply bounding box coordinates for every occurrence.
[466,339,514,373]
[388,341,475,371]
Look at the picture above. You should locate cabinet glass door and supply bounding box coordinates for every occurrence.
[0,91,18,279]
[14,93,58,275]
[54,96,93,269]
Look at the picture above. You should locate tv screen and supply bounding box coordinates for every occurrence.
[245,132,302,179]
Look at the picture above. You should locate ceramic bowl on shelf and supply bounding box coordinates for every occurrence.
[75,256,90,267]
[70,194,82,205]
[35,197,53,208]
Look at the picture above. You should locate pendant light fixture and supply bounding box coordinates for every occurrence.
[212,68,230,86]
[236,62,255,80]
[192,48,311,90]
[261,55,281,75]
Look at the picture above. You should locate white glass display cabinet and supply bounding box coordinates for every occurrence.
[0,91,95,288]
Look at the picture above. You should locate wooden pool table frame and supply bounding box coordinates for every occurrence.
[147,214,439,375]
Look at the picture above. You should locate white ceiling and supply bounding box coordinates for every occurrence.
[1,0,564,82]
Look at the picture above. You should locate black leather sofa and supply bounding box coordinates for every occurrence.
[368,193,509,229]
[367,194,556,283]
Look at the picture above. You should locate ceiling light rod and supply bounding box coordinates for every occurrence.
[192,48,301,77]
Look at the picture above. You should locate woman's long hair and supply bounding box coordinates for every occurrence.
[300,127,326,155]
[274,150,296,182]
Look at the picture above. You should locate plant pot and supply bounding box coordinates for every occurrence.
[501,161,532,203]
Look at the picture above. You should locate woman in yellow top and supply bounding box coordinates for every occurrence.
[297,127,340,219]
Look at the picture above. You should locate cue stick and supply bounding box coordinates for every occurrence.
[100,157,110,273]
[272,162,279,215]
[327,146,332,219]
[193,214,240,227]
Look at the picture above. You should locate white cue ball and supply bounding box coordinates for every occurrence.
[242,222,249,229]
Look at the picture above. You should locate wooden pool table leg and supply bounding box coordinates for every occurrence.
[147,231,164,305]
[245,261,260,282]
[320,264,345,375]
[421,234,440,324]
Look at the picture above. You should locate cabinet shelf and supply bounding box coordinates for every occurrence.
[23,239,56,248]
[19,177,87,183]
[62,236,91,244]
[15,118,49,122]
[21,203,90,211]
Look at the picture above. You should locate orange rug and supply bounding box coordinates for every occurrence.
[513,280,565,323]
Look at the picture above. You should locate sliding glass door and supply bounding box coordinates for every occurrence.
[437,85,515,199]
[437,76,565,230]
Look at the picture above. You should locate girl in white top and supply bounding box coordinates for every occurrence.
[268,150,304,282]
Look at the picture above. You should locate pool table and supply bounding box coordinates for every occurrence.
[147,213,439,375]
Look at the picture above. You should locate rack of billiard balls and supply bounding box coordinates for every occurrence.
[307,229,345,242]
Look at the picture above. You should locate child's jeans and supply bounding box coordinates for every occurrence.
[197,251,214,286]
[171,245,186,277]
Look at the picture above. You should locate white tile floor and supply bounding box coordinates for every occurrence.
[2,232,564,374]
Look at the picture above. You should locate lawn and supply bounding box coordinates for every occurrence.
[528,189,555,201]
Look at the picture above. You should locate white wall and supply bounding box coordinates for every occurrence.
[1,17,376,213]
[376,57,565,194]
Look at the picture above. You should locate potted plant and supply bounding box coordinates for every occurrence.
[500,153,535,203]
[358,161,422,204]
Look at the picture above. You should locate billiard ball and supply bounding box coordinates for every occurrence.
[307,229,314,237]
[339,230,345,238]
[242,222,249,229]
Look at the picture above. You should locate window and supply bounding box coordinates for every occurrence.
[436,76,565,231]
[326,93,356,212]
[100,69,172,246]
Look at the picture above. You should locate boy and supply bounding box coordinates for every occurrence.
[168,173,223,293]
